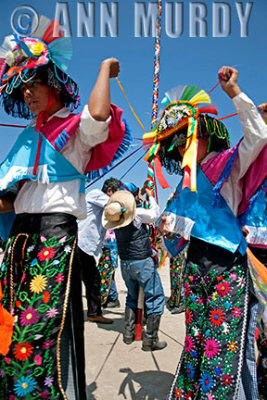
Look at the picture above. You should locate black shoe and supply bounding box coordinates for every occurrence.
[103,298,120,308]
[171,302,185,314]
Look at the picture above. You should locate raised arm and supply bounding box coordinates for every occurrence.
[218,66,267,179]
[88,58,120,121]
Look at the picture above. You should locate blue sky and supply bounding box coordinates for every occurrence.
[0,0,266,207]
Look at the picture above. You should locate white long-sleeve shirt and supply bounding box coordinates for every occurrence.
[133,196,161,228]
[202,92,267,215]
[14,105,111,220]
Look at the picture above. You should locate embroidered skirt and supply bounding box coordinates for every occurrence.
[168,238,256,400]
[168,248,187,309]
[97,246,117,305]
[0,213,86,400]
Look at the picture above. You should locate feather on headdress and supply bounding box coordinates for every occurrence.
[143,85,217,191]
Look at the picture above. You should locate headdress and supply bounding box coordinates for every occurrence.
[102,191,136,230]
[142,85,230,191]
[0,15,80,119]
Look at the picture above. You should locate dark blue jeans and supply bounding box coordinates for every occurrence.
[120,256,165,315]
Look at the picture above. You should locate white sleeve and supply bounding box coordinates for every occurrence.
[220,92,267,214]
[86,189,108,208]
[232,92,267,179]
[79,105,111,147]
[134,197,161,226]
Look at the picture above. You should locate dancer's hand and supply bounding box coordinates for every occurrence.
[257,103,267,123]
[218,66,241,99]
[101,58,120,78]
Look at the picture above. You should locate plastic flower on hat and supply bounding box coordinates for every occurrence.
[13,342,34,361]
[30,274,48,293]
[205,338,220,358]
[20,307,39,326]
[14,376,37,397]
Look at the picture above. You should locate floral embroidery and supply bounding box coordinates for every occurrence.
[42,291,50,303]
[232,307,242,318]
[38,247,55,261]
[0,232,76,398]
[20,307,39,326]
[185,336,194,352]
[216,281,231,297]
[14,376,37,397]
[200,372,214,393]
[210,308,225,326]
[205,338,220,358]
[228,341,238,352]
[169,261,248,400]
[30,274,48,293]
[13,342,34,361]
[185,308,193,325]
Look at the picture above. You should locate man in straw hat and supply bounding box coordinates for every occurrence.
[77,177,122,324]
[0,15,130,399]
[142,67,267,399]
[103,181,167,351]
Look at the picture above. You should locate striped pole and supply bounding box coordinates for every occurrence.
[136,0,162,341]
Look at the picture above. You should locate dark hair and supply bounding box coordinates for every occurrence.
[158,114,230,175]
[102,177,122,194]
[2,61,80,119]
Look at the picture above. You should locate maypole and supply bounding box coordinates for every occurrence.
[146,0,162,202]
[135,0,162,341]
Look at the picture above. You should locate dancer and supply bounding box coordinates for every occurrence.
[143,67,267,398]
[0,16,129,399]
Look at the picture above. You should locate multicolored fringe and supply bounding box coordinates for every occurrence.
[86,118,132,183]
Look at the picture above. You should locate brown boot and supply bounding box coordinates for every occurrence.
[88,315,113,324]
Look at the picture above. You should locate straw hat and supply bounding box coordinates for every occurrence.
[102,191,136,230]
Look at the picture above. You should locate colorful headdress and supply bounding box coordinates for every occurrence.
[0,16,80,119]
[143,85,230,191]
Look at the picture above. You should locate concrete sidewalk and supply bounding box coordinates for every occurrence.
[84,261,185,400]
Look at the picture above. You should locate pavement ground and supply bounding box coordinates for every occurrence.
[84,260,185,400]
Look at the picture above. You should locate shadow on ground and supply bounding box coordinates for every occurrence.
[86,368,173,400]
